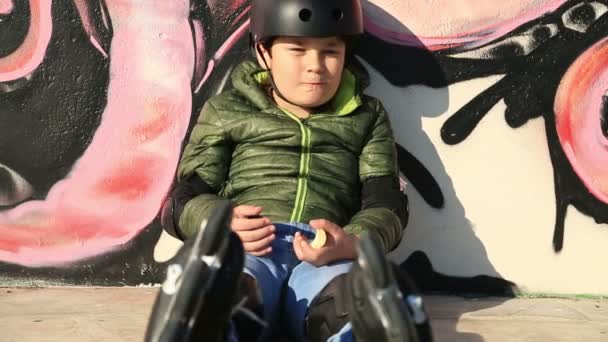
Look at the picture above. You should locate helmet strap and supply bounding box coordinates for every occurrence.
[255,43,305,110]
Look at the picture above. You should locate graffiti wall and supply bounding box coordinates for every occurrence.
[0,0,606,294]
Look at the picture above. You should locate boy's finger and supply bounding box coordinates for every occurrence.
[294,232,321,262]
[309,219,342,236]
[293,233,308,261]
[243,234,275,252]
[232,217,270,231]
[233,205,263,218]
[237,225,275,242]
[248,247,272,257]
[298,236,320,257]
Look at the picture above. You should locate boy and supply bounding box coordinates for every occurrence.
[150,0,431,341]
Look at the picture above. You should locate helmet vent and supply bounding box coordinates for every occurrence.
[332,8,344,21]
[299,8,313,22]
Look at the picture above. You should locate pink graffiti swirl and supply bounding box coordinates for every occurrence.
[0,0,194,266]
[0,0,14,15]
[554,37,608,204]
[363,0,568,50]
[0,0,53,82]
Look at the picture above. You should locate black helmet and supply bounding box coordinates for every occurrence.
[250,0,364,43]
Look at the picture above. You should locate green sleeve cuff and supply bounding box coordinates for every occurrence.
[344,207,403,253]
[343,224,364,237]
[178,194,227,239]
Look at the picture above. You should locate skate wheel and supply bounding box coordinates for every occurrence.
[358,232,390,288]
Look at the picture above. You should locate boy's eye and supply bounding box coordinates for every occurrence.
[324,49,340,55]
[289,47,306,52]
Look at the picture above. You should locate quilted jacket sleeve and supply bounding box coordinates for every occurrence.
[343,100,406,253]
[176,102,232,238]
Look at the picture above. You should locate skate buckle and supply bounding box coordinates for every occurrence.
[161,263,184,295]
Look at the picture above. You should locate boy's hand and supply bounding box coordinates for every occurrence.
[231,205,275,256]
[293,219,358,267]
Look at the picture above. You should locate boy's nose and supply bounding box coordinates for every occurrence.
[305,51,325,73]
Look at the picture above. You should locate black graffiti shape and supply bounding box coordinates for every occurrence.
[189,0,213,89]
[545,12,608,251]
[602,95,608,138]
[552,18,608,252]
[438,0,608,135]
[0,167,16,197]
[362,0,608,253]
[548,80,608,252]
[189,0,252,93]
[552,191,568,253]
[441,72,549,145]
[440,76,513,145]
[546,100,608,253]
[568,2,599,27]
[0,0,29,58]
[0,0,110,207]
[357,33,448,88]
[438,9,575,143]
[433,0,608,252]
[503,79,544,128]
[396,144,444,209]
[75,0,113,54]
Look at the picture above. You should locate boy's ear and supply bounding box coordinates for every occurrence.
[254,43,272,70]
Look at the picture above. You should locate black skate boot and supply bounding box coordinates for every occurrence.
[305,232,432,342]
[145,200,244,342]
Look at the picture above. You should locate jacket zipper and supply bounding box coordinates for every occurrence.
[281,111,317,222]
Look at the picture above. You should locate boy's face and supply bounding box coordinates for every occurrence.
[258,36,346,109]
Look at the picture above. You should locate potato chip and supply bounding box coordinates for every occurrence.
[310,229,327,249]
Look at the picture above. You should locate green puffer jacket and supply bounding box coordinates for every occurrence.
[177,60,403,252]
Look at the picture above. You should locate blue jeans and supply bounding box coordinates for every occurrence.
[236,222,354,342]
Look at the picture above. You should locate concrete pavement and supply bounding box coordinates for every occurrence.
[1,288,607,341]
